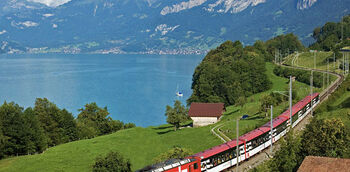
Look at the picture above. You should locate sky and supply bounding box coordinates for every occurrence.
[27,0,71,7]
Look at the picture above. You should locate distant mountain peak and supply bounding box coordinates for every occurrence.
[26,0,71,7]
[297,0,318,10]
[160,0,266,15]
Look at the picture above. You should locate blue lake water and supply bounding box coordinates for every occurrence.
[0,54,203,127]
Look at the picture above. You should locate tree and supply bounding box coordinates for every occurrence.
[34,98,77,146]
[260,95,275,117]
[77,102,113,138]
[301,118,350,157]
[165,100,188,131]
[269,130,302,172]
[188,40,271,106]
[0,124,7,159]
[0,102,28,156]
[93,151,131,172]
[236,96,246,109]
[152,146,194,163]
[23,108,48,154]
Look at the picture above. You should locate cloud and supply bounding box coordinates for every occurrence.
[27,0,71,7]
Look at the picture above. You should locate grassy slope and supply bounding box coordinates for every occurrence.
[252,52,348,172]
[0,126,221,171]
[217,62,323,139]
[0,62,331,172]
[285,51,340,72]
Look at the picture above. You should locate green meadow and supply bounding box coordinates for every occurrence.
[0,62,332,172]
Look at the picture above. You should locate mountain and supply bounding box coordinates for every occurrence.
[0,0,349,54]
[27,0,71,7]
[0,0,47,16]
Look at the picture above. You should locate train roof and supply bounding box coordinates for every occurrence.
[239,127,268,142]
[193,93,319,161]
[262,116,289,128]
[194,140,243,159]
[280,93,319,119]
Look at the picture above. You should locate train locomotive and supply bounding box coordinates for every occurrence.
[137,93,320,172]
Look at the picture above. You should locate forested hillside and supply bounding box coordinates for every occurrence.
[188,33,305,106]
[187,40,271,105]
[310,15,350,54]
[0,98,135,159]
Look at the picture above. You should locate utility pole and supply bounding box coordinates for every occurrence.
[342,16,344,42]
[322,73,325,89]
[270,105,273,154]
[275,49,278,64]
[279,49,281,64]
[346,53,349,74]
[327,58,329,88]
[289,76,292,126]
[314,51,316,70]
[334,53,336,72]
[343,53,345,75]
[310,72,313,116]
[236,119,239,172]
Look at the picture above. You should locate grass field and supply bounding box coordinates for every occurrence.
[214,62,324,139]
[0,62,331,172]
[252,52,349,172]
[285,51,342,73]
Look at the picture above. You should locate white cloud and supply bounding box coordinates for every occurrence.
[27,0,71,7]
[52,24,58,28]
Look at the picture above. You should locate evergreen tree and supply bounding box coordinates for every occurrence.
[0,102,27,156]
[58,109,78,142]
[23,108,48,154]
[0,122,7,159]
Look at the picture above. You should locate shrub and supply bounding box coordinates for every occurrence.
[92,151,132,172]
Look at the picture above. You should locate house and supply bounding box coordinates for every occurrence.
[298,156,350,172]
[188,103,225,127]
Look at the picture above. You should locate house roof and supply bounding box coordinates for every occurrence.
[298,156,350,172]
[188,103,225,117]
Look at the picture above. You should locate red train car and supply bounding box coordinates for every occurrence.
[138,93,320,172]
[136,156,201,172]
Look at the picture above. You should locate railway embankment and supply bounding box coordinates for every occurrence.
[225,60,345,172]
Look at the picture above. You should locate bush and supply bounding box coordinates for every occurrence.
[92,151,132,172]
[152,146,194,163]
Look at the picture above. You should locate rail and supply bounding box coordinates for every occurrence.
[226,62,344,171]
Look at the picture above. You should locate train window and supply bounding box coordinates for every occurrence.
[194,163,198,169]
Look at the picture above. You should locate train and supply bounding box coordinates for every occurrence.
[137,93,320,172]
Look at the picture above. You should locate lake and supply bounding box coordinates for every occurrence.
[0,54,203,127]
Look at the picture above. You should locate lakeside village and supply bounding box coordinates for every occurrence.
[4,43,208,55]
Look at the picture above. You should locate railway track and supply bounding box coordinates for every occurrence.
[226,63,345,172]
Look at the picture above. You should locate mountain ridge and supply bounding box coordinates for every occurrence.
[0,0,348,54]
